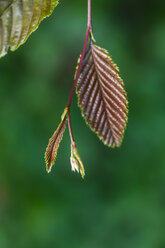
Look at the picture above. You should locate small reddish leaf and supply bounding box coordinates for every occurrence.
[76,43,128,147]
[45,112,67,173]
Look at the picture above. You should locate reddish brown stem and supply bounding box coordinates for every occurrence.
[67,0,92,142]
[66,27,90,109]
[88,0,92,28]
[67,0,92,109]
[67,109,74,144]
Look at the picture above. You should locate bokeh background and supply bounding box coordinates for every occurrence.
[0,0,165,247]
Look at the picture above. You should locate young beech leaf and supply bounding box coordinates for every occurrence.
[45,113,67,173]
[76,44,128,147]
[0,0,59,58]
[70,142,85,179]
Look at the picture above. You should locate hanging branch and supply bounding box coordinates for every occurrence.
[45,0,128,178]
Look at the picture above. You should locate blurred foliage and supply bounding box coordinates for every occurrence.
[0,0,165,247]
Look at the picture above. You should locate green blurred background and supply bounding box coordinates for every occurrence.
[0,0,165,247]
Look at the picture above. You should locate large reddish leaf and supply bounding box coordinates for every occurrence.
[76,43,128,147]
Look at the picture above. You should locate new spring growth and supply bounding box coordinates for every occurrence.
[70,142,85,179]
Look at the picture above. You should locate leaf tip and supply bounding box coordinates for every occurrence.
[45,160,52,173]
